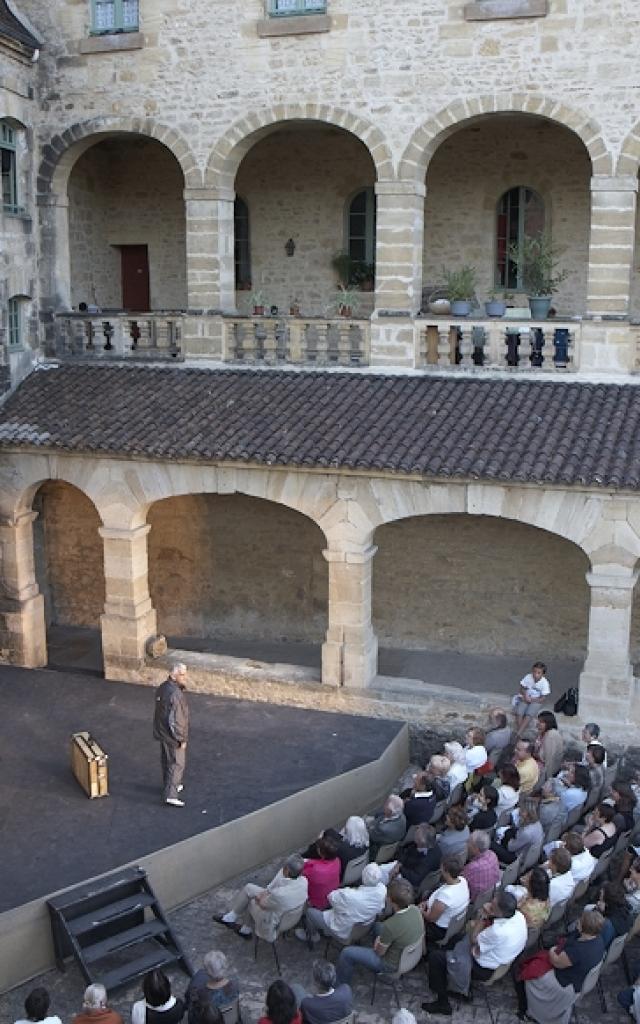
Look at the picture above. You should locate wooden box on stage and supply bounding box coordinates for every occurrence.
[70,731,109,799]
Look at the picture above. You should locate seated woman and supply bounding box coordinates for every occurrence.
[443,742,468,790]
[534,711,564,781]
[419,854,470,944]
[13,988,62,1024]
[466,784,499,831]
[583,802,618,857]
[610,782,637,833]
[428,754,451,802]
[495,765,521,816]
[538,779,566,835]
[302,816,368,881]
[464,727,488,773]
[185,951,239,1023]
[258,981,301,1024]
[594,881,632,949]
[437,807,470,859]
[507,865,551,930]
[555,763,590,818]
[515,909,606,1024]
[491,800,544,866]
[131,970,185,1024]
[302,836,342,910]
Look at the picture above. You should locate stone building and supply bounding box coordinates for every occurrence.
[2,0,640,736]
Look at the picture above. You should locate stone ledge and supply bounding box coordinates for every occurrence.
[256,14,331,37]
[464,0,547,20]
[79,31,144,54]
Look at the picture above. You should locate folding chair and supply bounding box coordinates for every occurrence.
[375,841,400,864]
[569,876,590,905]
[370,935,425,1006]
[520,842,543,874]
[571,959,603,1023]
[544,818,564,844]
[417,869,443,901]
[466,885,496,922]
[564,802,586,832]
[220,998,242,1024]
[430,799,447,827]
[596,931,627,1011]
[342,850,369,886]
[436,907,468,947]
[498,855,521,890]
[474,959,513,1024]
[447,783,464,807]
[254,903,306,974]
[324,920,372,959]
[588,846,614,886]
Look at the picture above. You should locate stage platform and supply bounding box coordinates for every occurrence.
[0,664,403,914]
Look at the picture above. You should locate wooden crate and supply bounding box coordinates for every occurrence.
[70,731,109,799]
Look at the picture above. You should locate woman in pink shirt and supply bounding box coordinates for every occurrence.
[302,836,341,909]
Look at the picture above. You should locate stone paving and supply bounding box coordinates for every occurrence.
[2,853,637,1024]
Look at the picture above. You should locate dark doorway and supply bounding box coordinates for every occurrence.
[120,244,150,310]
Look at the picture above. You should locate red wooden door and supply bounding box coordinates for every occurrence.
[120,245,150,311]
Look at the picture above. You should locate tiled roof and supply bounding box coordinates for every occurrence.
[0,1,39,50]
[1,363,640,490]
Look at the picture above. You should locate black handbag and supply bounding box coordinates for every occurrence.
[554,687,578,716]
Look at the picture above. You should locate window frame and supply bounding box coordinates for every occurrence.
[267,0,327,17]
[346,187,376,268]
[7,297,22,349]
[1,122,19,215]
[495,185,545,292]
[90,0,140,35]
[234,196,251,291]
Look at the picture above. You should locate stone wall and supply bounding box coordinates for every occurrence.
[67,137,187,309]
[35,481,104,628]
[235,127,376,317]
[147,494,328,643]
[373,514,591,659]
[423,117,591,314]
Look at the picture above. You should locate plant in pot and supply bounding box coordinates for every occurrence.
[485,290,506,318]
[250,289,266,316]
[327,285,361,318]
[443,264,477,317]
[289,298,301,316]
[331,251,375,291]
[509,233,568,320]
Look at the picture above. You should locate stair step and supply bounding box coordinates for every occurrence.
[48,867,146,914]
[82,919,169,962]
[67,892,156,935]
[100,945,181,992]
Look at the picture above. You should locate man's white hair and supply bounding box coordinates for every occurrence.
[170,662,187,677]
[393,1010,417,1024]
[343,815,369,847]
[386,794,404,816]
[83,984,107,1010]
[362,862,383,886]
[444,741,465,765]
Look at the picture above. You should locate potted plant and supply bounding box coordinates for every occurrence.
[327,285,361,318]
[250,289,266,316]
[485,291,506,318]
[289,298,301,316]
[509,233,568,320]
[443,264,477,317]
[331,251,375,291]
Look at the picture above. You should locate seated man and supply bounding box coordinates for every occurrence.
[484,709,512,760]
[367,794,407,856]
[585,744,606,795]
[335,878,424,986]
[462,831,501,901]
[213,853,308,940]
[466,784,499,831]
[545,846,576,907]
[296,862,387,944]
[512,661,551,737]
[185,951,239,1019]
[73,985,123,1024]
[513,739,540,796]
[299,960,353,1024]
[581,722,607,767]
[566,831,596,883]
[427,755,451,802]
[423,890,527,1016]
[384,823,442,890]
[404,772,437,828]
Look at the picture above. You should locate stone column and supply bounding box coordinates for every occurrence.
[578,566,638,727]
[322,544,378,689]
[37,193,71,352]
[0,511,47,667]
[370,181,425,368]
[100,524,157,681]
[183,187,236,358]
[586,176,637,318]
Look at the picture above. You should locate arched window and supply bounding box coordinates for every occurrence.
[234,197,251,289]
[347,187,376,267]
[496,186,545,290]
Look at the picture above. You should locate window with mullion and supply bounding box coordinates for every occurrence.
[268,0,327,17]
[91,0,139,34]
[7,298,21,348]
[496,186,544,290]
[1,121,17,213]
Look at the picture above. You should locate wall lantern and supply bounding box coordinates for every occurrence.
[285,238,296,257]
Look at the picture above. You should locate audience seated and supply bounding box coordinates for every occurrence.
[419,854,470,944]
[506,865,551,929]
[131,970,185,1024]
[14,988,62,1024]
[185,953,239,1021]
[585,744,606,795]
[427,755,451,802]
[464,728,488,773]
[545,847,576,907]
[296,862,386,945]
[302,838,342,910]
[534,711,564,781]
[335,878,424,986]
[512,661,551,738]
[367,795,407,856]
[466,783,498,831]
[491,799,543,866]
[259,981,301,1024]
[214,854,308,940]
[582,802,618,857]
[495,765,521,815]
[303,819,370,882]
[513,740,540,796]
[403,772,437,827]
[73,985,123,1024]
[537,779,566,833]
[383,823,441,889]
[424,890,527,1016]
[461,831,501,901]
[484,708,512,761]
[610,781,637,833]
[437,807,470,859]
[593,881,632,949]
[556,763,590,817]
[443,742,468,789]
[564,832,596,883]
[514,909,605,1024]
[581,722,607,767]
[299,961,353,1024]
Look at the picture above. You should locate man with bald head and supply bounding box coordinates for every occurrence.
[153,662,190,806]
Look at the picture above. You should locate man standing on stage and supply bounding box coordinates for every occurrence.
[153,662,190,807]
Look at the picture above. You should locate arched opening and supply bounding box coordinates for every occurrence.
[373,514,590,693]
[67,136,187,310]
[422,115,591,315]
[147,494,328,667]
[33,481,105,670]
[233,123,377,317]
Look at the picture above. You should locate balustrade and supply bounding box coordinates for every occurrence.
[222,315,371,367]
[418,317,579,372]
[55,313,183,360]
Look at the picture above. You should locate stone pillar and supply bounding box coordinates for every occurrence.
[37,193,71,352]
[370,181,425,368]
[183,187,236,358]
[586,176,637,318]
[322,544,378,689]
[0,511,47,667]
[100,524,157,681]
[578,567,638,727]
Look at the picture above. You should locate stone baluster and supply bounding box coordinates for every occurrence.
[262,320,278,364]
[289,319,303,363]
[437,327,452,367]
[70,318,85,355]
[315,322,329,365]
[338,321,352,365]
[483,323,502,367]
[459,326,473,368]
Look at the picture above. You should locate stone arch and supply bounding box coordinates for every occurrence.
[398,95,612,182]
[617,123,640,177]
[205,104,395,191]
[37,116,203,196]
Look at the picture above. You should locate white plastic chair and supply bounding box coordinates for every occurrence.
[436,907,468,947]
[342,850,369,886]
[254,902,306,974]
[370,935,425,1006]
[220,998,242,1024]
[375,841,400,864]
[596,931,628,1011]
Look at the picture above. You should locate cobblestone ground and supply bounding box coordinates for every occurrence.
[2,854,637,1024]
